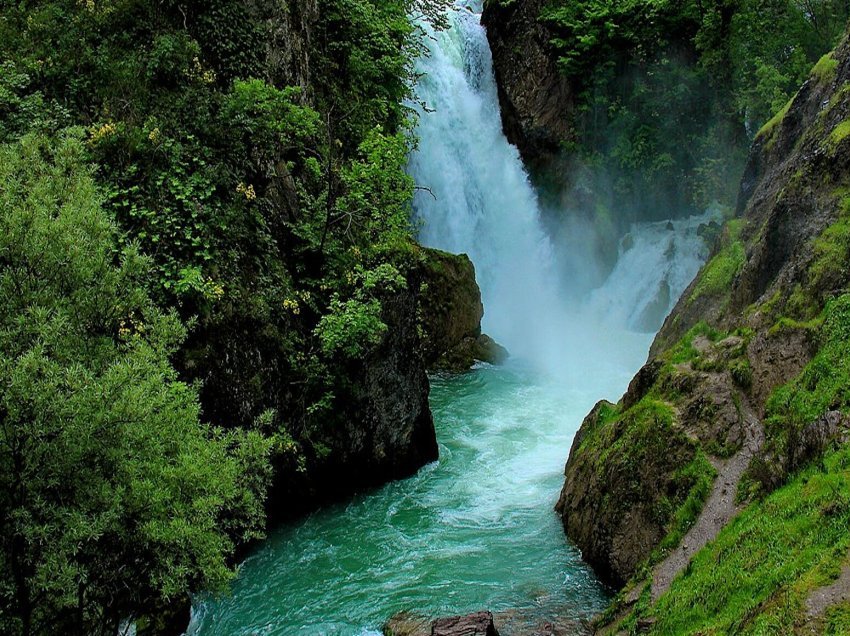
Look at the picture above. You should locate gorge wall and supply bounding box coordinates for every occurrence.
[481,0,574,180]
[556,32,850,632]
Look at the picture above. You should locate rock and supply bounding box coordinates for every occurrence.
[493,608,591,635]
[556,343,750,585]
[557,28,850,607]
[473,334,509,365]
[384,611,432,636]
[621,360,662,410]
[792,411,849,470]
[188,269,438,521]
[418,248,507,371]
[481,0,574,177]
[432,611,500,636]
[136,595,191,636]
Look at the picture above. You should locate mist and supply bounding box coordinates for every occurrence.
[409,3,718,382]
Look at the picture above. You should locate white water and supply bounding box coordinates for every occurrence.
[409,3,715,380]
[409,3,561,368]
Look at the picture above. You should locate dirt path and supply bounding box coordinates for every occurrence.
[650,402,764,601]
[797,560,850,633]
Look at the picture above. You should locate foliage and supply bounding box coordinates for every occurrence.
[0,0,450,444]
[0,133,271,635]
[541,0,849,211]
[0,0,458,626]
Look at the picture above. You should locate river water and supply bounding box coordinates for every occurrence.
[188,3,715,634]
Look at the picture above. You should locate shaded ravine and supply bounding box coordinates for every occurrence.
[187,5,718,634]
[188,366,617,635]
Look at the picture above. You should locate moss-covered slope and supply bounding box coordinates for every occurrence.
[558,31,850,632]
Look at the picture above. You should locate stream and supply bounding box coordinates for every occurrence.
[188,3,715,634]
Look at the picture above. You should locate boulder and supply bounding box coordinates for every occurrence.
[418,248,507,371]
[432,611,500,636]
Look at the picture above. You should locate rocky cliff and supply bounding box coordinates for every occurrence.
[193,245,496,519]
[557,32,850,631]
[174,1,496,519]
[481,0,574,180]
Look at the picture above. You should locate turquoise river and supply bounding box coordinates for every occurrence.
[188,2,715,634]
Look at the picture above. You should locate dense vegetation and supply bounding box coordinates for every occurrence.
[0,0,449,632]
[540,0,850,212]
[581,36,850,630]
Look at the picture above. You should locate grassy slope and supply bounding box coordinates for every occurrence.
[594,38,850,631]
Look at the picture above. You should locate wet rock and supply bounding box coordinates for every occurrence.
[493,608,591,635]
[632,280,672,333]
[473,334,509,365]
[384,611,431,636]
[432,611,500,636]
[419,248,507,371]
[481,0,574,175]
[622,361,662,410]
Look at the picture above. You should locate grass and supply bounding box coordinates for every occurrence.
[813,52,839,84]
[654,451,717,555]
[666,321,725,364]
[648,443,850,634]
[612,290,850,634]
[826,604,850,635]
[766,294,850,435]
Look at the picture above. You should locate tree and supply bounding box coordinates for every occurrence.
[0,131,271,635]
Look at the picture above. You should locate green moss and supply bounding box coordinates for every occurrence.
[593,399,677,471]
[756,96,794,145]
[576,400,620,452]
[767,314,823,337]
[812,52,839,84]
[666,321,725,364]
[647,444,850,634]
[689,219,746,303]
[730,357,753,389]
[829,120,850,151]
[807,191,850,293]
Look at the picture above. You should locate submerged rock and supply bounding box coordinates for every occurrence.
[384,608,590,636]
[384,611,432,636]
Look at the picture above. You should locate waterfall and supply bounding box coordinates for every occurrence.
[409,3,562,368]
[409,3,717,378]
[186,8,723,635]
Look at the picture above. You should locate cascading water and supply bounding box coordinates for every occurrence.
[187,4,717,635]
[408,3,560,367]
[409,2,716,379]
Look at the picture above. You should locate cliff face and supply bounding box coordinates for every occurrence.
[303,277,439,504]
[481,0,574,177]
[557,33,850,626]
